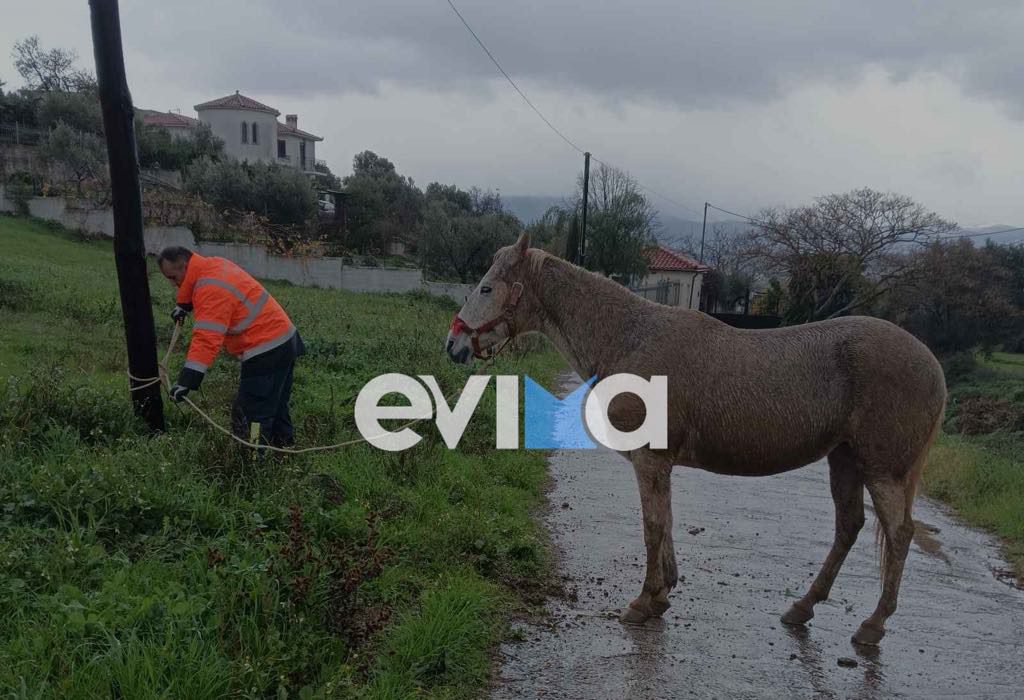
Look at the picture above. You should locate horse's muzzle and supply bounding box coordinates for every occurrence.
[445,331,473,364]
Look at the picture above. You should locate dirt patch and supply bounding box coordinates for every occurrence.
[952,395,1024,435]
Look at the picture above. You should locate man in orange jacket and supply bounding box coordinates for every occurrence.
[157,246,305,447]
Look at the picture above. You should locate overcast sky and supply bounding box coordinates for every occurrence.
[3,0,1023,226]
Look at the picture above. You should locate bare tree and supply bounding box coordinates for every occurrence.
[748,188,957,321]
[577,163,658,282]
[12,36,95,92]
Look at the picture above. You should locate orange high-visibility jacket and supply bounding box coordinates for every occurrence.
[176,253,296,376]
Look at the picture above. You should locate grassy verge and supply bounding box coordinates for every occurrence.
[0,216,564,698]
[921,352,1024,582]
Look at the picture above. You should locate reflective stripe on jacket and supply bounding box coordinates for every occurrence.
[175,253,295,375]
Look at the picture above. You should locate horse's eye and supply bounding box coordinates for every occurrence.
[480,286,492,294]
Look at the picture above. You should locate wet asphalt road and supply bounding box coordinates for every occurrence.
[492,374,1024,699]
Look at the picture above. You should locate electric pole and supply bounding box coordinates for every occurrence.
[579,151,591,266]
[89,0,165,432]
[688,202,710,311]
[699,201,708,264]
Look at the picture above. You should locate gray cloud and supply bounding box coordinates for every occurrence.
[126,1,1024,113]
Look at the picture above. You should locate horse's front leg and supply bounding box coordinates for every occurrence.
[621,451,676,625]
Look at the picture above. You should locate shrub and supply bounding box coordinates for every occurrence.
[4,170,36,215]
[942,351,977,383]
[183,158,317,226]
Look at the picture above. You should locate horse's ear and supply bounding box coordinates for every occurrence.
[515,231,531,257]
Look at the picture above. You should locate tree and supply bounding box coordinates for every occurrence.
[40,121,106,194]
[881,239,1020,354]
[36,88,103,134]
[576,163,657,282]
[12,36,95,92]
[418,198,520,282]
[136,121,224,170]
[694,223,761,312]
[184,158,317,226]
[748,188,957,322]
[312,160,342,190]
[342,151,423,254]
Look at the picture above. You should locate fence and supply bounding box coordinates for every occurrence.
[0,123,48,147]
[631,280,682,306]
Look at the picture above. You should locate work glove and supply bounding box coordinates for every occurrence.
[171,304,192,324]
[172,366,204,403]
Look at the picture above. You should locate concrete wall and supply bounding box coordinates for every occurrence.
[0,188,463,301]
[424,280,474,304]
[197,242,427,294]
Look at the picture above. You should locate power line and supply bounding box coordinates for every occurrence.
[708,201,1024,242]
[445,0,584,155]
[590,154,703,217]
[444,0,703,219]
[446,4,1019,235]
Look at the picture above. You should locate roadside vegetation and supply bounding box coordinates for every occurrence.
[924,352,1024,580]
[0,215,563,698]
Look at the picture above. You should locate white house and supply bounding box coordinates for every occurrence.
[140,91,323,173]
[634,245,708,309]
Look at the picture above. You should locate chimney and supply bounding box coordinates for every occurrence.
[286,114,298,129]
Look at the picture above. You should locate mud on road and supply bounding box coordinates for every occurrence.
[492,374,1024,699]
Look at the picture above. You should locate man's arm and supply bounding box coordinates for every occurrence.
[173,289,233,396]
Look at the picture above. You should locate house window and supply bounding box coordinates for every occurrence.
[241,121,248,144]
[252,122,259,145]
[299,140,306,169]
[277,139,286,158]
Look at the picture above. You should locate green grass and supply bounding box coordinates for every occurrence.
[0,215,565,698]
[978,351,1024,379]
[924,434,1024,579]
[921,351,1024,582]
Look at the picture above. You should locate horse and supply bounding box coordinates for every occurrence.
[444,232,946,646]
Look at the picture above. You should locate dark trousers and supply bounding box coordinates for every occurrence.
[231,359,296,447]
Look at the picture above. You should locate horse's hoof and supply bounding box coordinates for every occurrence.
[620,604,650,625]
[781,602,814,625]
[851,622,885,646]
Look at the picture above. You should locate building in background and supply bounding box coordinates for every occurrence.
[140,91,323,173]
[136,109,200,141]
[633,245,708,309]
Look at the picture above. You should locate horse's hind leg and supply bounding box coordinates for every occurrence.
[621,451,676,625]
[781,447,864,626]
[852,475,915,646]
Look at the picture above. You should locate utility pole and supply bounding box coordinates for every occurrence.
[89,0,165,432]
[579,151,591,266]
[688,202,710,311]
[699,201,708,263]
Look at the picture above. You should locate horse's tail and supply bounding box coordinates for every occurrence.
[876,407,944,585]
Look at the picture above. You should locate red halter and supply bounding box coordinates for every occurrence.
[450,282,524,359]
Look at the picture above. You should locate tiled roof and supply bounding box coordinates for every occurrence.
[645,245,709,272]
[194,92,280,115]
[138,109,199,128]
[276,120,323,142]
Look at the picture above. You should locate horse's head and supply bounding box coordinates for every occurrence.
[445,231,531,364]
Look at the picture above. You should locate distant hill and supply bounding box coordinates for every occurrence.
[502,195,571,224]
[502,195,1022,252]
[954,225,1024,245]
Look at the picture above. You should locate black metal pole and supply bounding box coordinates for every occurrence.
[687,202,710,310]
[89,0,165,432]
[699,201,708,263]
[579,151,591,266]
